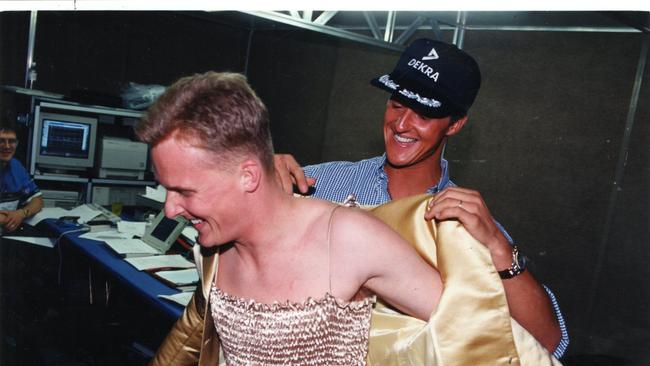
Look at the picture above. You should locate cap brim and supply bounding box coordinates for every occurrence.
[370,74,459,119]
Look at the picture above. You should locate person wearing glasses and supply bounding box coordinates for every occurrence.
[0,120,43,233]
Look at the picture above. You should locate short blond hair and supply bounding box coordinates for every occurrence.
[135,72,274,171]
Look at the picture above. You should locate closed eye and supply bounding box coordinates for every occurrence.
[177,189,194,197]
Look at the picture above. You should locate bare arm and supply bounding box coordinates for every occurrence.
[0,196,43,232]
[426,187,561,352]
[332,208,442,321]
[273,154,316,194]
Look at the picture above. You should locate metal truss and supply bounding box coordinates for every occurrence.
[242,11,647,52]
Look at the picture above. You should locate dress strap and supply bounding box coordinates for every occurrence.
[326,205,341,295]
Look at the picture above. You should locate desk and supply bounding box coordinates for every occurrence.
[42,219,185,319]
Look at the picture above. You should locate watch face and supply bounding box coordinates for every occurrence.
[516,251,527,270]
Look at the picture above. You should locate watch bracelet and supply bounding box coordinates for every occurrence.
[498,245,526,279]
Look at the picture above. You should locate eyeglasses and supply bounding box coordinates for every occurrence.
[0,138,18,146]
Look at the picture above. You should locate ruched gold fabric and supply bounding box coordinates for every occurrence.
[209,287,374,365]
[150,194,562,366]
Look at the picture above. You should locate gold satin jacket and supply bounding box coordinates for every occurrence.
[150,194,562,366]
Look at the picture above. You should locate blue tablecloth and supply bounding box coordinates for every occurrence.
[42,219,185,319]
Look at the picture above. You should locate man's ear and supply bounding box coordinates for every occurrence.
[446,116,469,137]
[240,159,262,193]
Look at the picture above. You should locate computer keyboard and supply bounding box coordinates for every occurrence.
[87,203,122,224]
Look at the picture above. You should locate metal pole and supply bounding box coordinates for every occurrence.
[395,16,426,45]
[24,11,38,89]
[452,11,467,49]
[384,11,396,43]
[244,28,254,77]
[585,35,649,324]
[363,12,381,40]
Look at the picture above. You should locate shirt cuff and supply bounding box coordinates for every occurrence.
[543,284,569,358]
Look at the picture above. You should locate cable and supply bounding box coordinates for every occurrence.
[55,225,91,285]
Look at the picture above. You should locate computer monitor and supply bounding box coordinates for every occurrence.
[34,111,98,173]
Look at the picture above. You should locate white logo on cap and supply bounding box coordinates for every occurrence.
[377,75,442,109]
[422,48,439,61]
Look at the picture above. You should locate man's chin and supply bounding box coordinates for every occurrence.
[385,156,415,169]
[196,236,226,248]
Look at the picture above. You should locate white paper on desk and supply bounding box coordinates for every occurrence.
[156,268,199,286]
[117,221,147,238]
[159,291,193,307]
[125,254,195,271]
[67,204,102,224]
[144,185,167,203]
[2,236,55,248]
[23,207,70,226]
[79,229,133,241]
[104,238,160,256]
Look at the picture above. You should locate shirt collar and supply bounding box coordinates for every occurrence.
[378,154,451,195]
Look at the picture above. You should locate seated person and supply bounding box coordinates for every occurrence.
[0,121,43,234]
[137,72,560,366]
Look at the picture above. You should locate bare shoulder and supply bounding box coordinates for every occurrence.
[290,197,410,254]
[332,206,386,230]
[329,206,411,254]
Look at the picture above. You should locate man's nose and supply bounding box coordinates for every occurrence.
[394,108,416,131]
[164,192,183,218]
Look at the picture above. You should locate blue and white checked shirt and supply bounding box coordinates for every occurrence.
[304,154,569,358]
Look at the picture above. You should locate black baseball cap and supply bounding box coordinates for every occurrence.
[370,38,481,118]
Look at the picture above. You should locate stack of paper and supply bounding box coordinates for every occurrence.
[154,268,199,287]
[125,254,195,271]
[102,238,160,257]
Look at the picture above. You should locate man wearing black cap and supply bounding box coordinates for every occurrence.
[274,38,568,357]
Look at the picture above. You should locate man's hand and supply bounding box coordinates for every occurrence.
[0,209,25,233]
[273,154,316,195]
[425,187,511,256]
[426,187,562,352]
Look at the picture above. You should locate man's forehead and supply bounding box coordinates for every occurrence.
[387,98,452,121]
[0,130,16,137]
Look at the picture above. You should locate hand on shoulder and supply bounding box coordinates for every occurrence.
[273,154,316,195]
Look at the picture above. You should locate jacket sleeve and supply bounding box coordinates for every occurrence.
[366,194,562,366]
[149,286,206,366]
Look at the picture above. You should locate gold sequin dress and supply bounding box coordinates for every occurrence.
[210,287,374,365]
[208,206,375,365]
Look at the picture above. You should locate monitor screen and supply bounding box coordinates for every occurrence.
[142,212,188,254]
[40,119,92,159]
[151,216,181,242]
[34,112,98,172]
